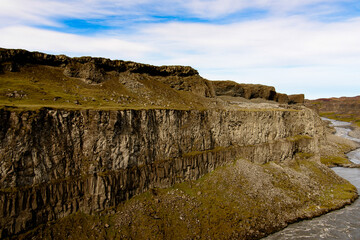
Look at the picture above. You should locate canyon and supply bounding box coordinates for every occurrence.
[0,48,357,239]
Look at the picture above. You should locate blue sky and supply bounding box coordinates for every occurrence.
[1,0,360,99]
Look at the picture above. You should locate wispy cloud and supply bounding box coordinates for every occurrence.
[139,17,360,67]
[0,26,152,60]
[1,0,360,98]
[2,0,358,28]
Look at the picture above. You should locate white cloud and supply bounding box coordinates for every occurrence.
[0,0,352,28]
[139,17,360,68]
[0,26,152,60]
[174,0,347,18]
[1,0,360,98]
[132,16,360,98]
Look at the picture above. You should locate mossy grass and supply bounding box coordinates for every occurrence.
[320,156,352,167]
[286,135,312,142]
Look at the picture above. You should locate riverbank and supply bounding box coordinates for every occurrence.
[320,118,360,168]
[265,118,360,239]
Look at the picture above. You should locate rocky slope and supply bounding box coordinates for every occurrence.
[0,48,357,239]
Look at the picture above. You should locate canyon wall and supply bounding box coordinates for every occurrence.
[0,107,323,237]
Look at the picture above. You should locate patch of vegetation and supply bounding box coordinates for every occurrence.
[182,146,227,157]
[296,152,315,160]
[286,135,312,142]
[321,156,352,167]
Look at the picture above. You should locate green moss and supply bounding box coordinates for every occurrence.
[286,135,312,142]
[320,156,352,167]
[182,146,227,157]
[296,152,315,160]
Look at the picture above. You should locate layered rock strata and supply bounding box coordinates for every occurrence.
[0,107,323,237]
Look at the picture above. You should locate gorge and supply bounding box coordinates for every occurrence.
[0,48,358,239]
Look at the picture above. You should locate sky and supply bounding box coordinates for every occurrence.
[1,0,360,99]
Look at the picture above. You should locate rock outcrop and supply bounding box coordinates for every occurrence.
[212,80,304,104]
[0,107,323,237]
[0,48,199,79]
[288,94,305,104]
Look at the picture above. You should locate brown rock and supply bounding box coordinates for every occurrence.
[212,81,277,101]
[289,94,305,104]
[275,93,289,104]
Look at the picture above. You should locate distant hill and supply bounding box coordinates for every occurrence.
[306,96,360,127]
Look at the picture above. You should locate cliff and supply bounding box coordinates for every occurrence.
[0,49,357,239]
[0,107,322,236]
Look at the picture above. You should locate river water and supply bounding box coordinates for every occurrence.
[264,118,360,240]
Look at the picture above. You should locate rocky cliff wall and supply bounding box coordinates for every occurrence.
[0,107,324,237]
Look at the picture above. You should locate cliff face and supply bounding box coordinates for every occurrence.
[0,48,340,238]
[0,107,323,237]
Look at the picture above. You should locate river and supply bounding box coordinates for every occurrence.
[264,118,360,240]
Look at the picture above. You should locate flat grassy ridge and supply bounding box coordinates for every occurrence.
[0,65,214,111]
[1,64,302,113]
[20,156,357,240]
